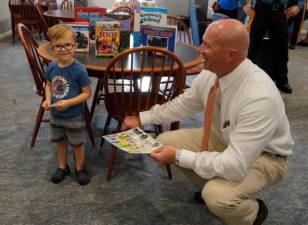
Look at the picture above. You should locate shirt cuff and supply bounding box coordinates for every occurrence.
[178,149,196,169]
[140,111,153,125]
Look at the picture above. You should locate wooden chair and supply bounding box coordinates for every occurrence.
[167,15,192,45]
[17,23,95,147]
[9,0,42,43]
[125,0,140,11]
[91,46,186,181]
[35,4,49,40]
[167,15,203,81]
[110,5,134,15]
[60,0,87,10]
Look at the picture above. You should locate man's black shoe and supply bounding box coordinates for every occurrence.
[277,83,292,94]
[289,43,295,49]
[297,40,308,47]
[194,191,205,204]
[253,199,268,225]
[51,166,70,184]
[75,168,90,185]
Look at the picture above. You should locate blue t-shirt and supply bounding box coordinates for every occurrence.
[219,0,238,10]
[45,60,92,118]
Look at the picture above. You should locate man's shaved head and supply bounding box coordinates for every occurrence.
[198,19,250,77]
[207,19,250,52]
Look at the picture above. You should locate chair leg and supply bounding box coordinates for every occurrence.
[31,106,45,147]
[155,124,163,136]
[170,121,180,131]
[106,122,122,181]
[84,105,95,147]
[166,164,172,179]
[90,78,102,120]
[106,146,118,181]
[100,115,112,147]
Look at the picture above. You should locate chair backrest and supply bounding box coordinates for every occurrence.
[110,5,134,15]
[167,15,192,45]
[60,0,86,10]
[9,0,39,22]
[102,46,185,121]
[125,0,140,11]
[35,4,49,40]
[17,23,47,97]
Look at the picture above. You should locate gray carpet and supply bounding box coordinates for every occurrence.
[0,36,307,225]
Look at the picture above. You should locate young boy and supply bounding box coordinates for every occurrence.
[42,24,92,185]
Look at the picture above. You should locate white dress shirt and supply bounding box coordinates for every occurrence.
[140,59,294,181]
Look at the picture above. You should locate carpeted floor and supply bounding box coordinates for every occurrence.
[0,36,307,225]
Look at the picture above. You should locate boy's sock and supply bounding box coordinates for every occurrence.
[51,165,70,184]
[75,168,90,185]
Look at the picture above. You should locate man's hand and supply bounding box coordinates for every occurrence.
[55,100,71,111]
[121,116,141,131]
[286,5,300,18]
[244,4,255,17]
[42,99,51,110]
[150,145,177,165]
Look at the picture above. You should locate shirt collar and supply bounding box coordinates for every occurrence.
[218,59,250,93]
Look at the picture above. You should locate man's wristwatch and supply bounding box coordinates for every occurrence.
[174,149,182,166]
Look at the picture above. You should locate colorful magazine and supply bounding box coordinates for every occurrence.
[66,22,90,52]
[102,13,132,52]
[74,7,107,40]
[95,21,120,57]
[103,128,162,154]
[140,24,177,52]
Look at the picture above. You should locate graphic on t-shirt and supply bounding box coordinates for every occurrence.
[52,75,70,99]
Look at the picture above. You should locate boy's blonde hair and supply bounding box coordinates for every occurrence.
[47,24,76,43]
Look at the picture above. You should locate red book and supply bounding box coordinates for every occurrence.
[74,7,107,40]
[74,7,107,24]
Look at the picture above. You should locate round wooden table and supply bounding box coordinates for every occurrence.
[38,42,204,77]
[43,9,75,21]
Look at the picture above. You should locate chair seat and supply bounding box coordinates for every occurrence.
[105,92,165,121]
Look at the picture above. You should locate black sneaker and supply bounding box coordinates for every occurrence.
[253,199,268,225]
[194,191,205,204]
[75,168,90,185]
[51,166,70,184]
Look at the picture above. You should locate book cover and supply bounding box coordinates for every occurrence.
[74,7,107,40]
[139,6,168,26]
[102,13,132,52]
[66,22,90,52]
[95,21,121,57]
[103,127,162,154]
[140,24,177,52]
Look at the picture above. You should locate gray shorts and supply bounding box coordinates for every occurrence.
[50,114,85,147]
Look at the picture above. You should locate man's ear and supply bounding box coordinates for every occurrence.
[228,49,237,58]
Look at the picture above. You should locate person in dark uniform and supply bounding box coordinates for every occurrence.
[247,0,304,94]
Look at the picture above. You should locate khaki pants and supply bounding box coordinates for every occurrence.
[157,128,288,225]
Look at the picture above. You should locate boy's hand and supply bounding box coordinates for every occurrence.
[42,99,51,110]
[55,100,71,111]
[121,116,141,131]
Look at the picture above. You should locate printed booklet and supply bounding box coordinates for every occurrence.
[140,24,177,52]
[103,127,162,154]
[66,22,90,52]
[95,21,121,57]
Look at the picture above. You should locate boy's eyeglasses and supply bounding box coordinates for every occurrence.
[52,43,75,51]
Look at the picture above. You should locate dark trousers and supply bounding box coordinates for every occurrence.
[219,8,238,19]
[289,8,306,45]
[248,2,289,85]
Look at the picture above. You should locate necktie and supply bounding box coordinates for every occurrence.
[201,79,219,151]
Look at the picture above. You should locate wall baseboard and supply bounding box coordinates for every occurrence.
[0,30,12,40]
